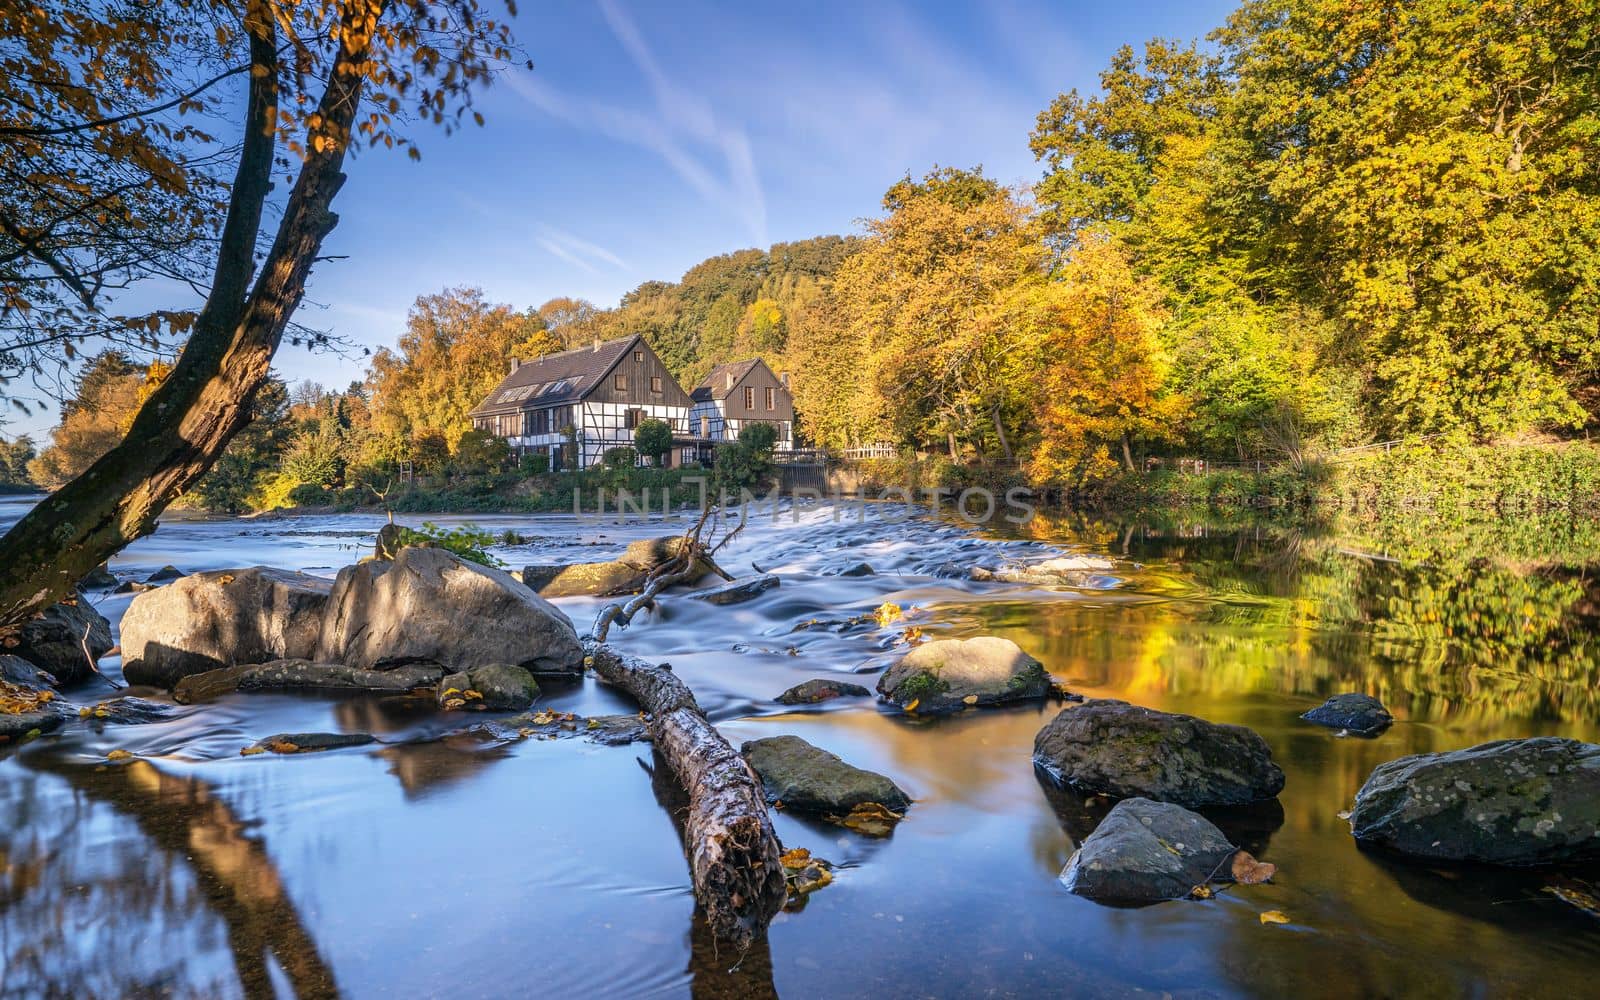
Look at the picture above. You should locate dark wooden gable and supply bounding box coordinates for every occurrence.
[580,336,693,408]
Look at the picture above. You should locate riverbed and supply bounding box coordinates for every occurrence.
[2,496,1598,998]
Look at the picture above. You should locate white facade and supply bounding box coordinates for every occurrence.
[498,400,688,469]
[686,397,793,450]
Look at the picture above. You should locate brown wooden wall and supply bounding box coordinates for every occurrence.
[585,340,693,408]
[722,361,794,421]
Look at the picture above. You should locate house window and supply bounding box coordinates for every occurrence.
[765,386,775,410]
[625,407,644,429]
[700,415,709,437]
[650,375,662,393]
[634,350,644,363]
[743,387,755,409]
[614,373,628,391]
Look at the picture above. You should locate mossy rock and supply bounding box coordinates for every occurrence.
[876,636,1049,714]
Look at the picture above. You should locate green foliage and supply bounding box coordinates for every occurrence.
[633,418,673,466]
[519,450,549,476]
[737,420,778,455]
[0,434,36,489]
[713,440,775,497]
[189,379,293,512]
[393,521,504,567]
[452,428,510,476]
[602,445,638,469]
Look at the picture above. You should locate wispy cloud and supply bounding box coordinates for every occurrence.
[504,0,769,246]
[535,224,627,273]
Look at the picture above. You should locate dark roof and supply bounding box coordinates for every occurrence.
[690,359,762,403]
[470,335,640,415]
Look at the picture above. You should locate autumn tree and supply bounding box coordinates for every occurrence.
[367,286,554,453]
[0,1,527,630]
[27,351,144,489]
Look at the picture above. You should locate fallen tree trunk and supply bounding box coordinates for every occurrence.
[585,640,786,948]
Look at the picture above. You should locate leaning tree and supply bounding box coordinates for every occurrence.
[0,0,526,630]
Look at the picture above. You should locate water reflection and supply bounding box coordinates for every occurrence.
[3,503,1600,997]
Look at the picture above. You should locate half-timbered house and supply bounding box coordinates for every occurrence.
[687,359,794,452]
[469,335,692,468]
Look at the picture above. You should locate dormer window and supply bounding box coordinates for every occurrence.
[634,350,643,363]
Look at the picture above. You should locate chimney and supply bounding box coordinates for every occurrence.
[780,371,790,389]
[725,372,734,390]
[509,358,521,374]
[593,338,601,352]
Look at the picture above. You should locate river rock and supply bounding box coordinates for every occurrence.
[1061,797,1239,903]
[1,653,55,689]
[971,555,1116,586]
[0,709,63,744]
[836,562,875,577]
[1349,737,1600,865]
[173,659,446,704]
[438,663,539,711]
[776,678,872,705]
[79,564,118,590]
[741,734,911,813]
[1034,700,1285,808]
[11,593,113,686]
[243,731,375,755]
[120,568,333,688]
[876,636,1050,714]
[690,574,779,605]
[146,565,186,584]
[78,696,180,726]
[1302,693,1392,736]
[521,535,711,598]
[319,546,583,676]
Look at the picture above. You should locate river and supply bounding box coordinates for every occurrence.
[1,495,1597,998]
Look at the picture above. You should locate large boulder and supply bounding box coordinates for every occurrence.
[120,568,332,688]
[318,546,582,676]
[971,555,1116,586]
[1301,693,1392,736]
[1,653,55,689]
[741,734,911,813]
[876,636,1050,714]
[11,593,113,686]
[1061,797,1238,903]
[1034,700,1285,808]
[521,536,711,598]
[1349,737,1600,865]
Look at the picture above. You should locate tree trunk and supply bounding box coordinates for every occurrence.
[992,406,1013,462]
[0,2,380,632]
[585,640,787,948]
[947,432,958,461]
[1120,434,1136,472]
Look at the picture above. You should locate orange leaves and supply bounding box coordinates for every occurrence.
[1259,910,1290,925]
[1230,850,1277,885]
[826,801,904,837]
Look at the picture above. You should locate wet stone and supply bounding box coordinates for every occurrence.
[742,734,911,813]
[243,732,376,755]
[1062,797,1239,904]
[877,636,1050,714]
[690,574,780,605]
[776,678,873,705]
[1301,693,1393,736]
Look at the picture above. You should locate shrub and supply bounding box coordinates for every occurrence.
[603,446,638,469]
[393,521,503,567]
[738,421,778,455]
[520,451,550,475]
[634,418,673,466]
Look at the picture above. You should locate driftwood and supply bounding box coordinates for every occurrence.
[586,640,786,948]
[590,506,741,642]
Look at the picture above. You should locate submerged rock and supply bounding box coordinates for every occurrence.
[243,731,375,755]
[318,547,583,676]
[0,710,63,744]
[775,678,872,705]
[1349,737,1600,865]
[173,659,445,704]
[437,663,539,711]
[11,593,113,686]
[120,568,332,688]
[1033,700,1285,808]
[876,636,1050,714]
[971,555,1116,586]
[1301,693,1393,736]
[1062,797,1238,903]
[690,574,779,605]
[77,696,179,726]
[836,562,875,577]
[742,734,911,813]
[146,565,187,584]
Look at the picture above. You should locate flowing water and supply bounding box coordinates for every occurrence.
[2,495,1598,998]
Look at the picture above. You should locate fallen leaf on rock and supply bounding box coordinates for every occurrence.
[903,626,925,646]
[1231,850,1277,885]
[442,697,466,710]
[1189,884,1214,899]
[106,749,133,761]
[827,801,904,837]
[240,745,267,756]
[962,695,979,705]
[1336,809,1352,820]
[1259,910,1290,925]
[903,698,921,713]
[779,845,834,907]
[874,602,903,628]
[463,689,483,701]
[779,847,813,868]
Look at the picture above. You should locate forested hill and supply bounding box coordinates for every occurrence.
[577,235,856,388]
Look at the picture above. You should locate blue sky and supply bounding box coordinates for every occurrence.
[16,0,1234,436]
